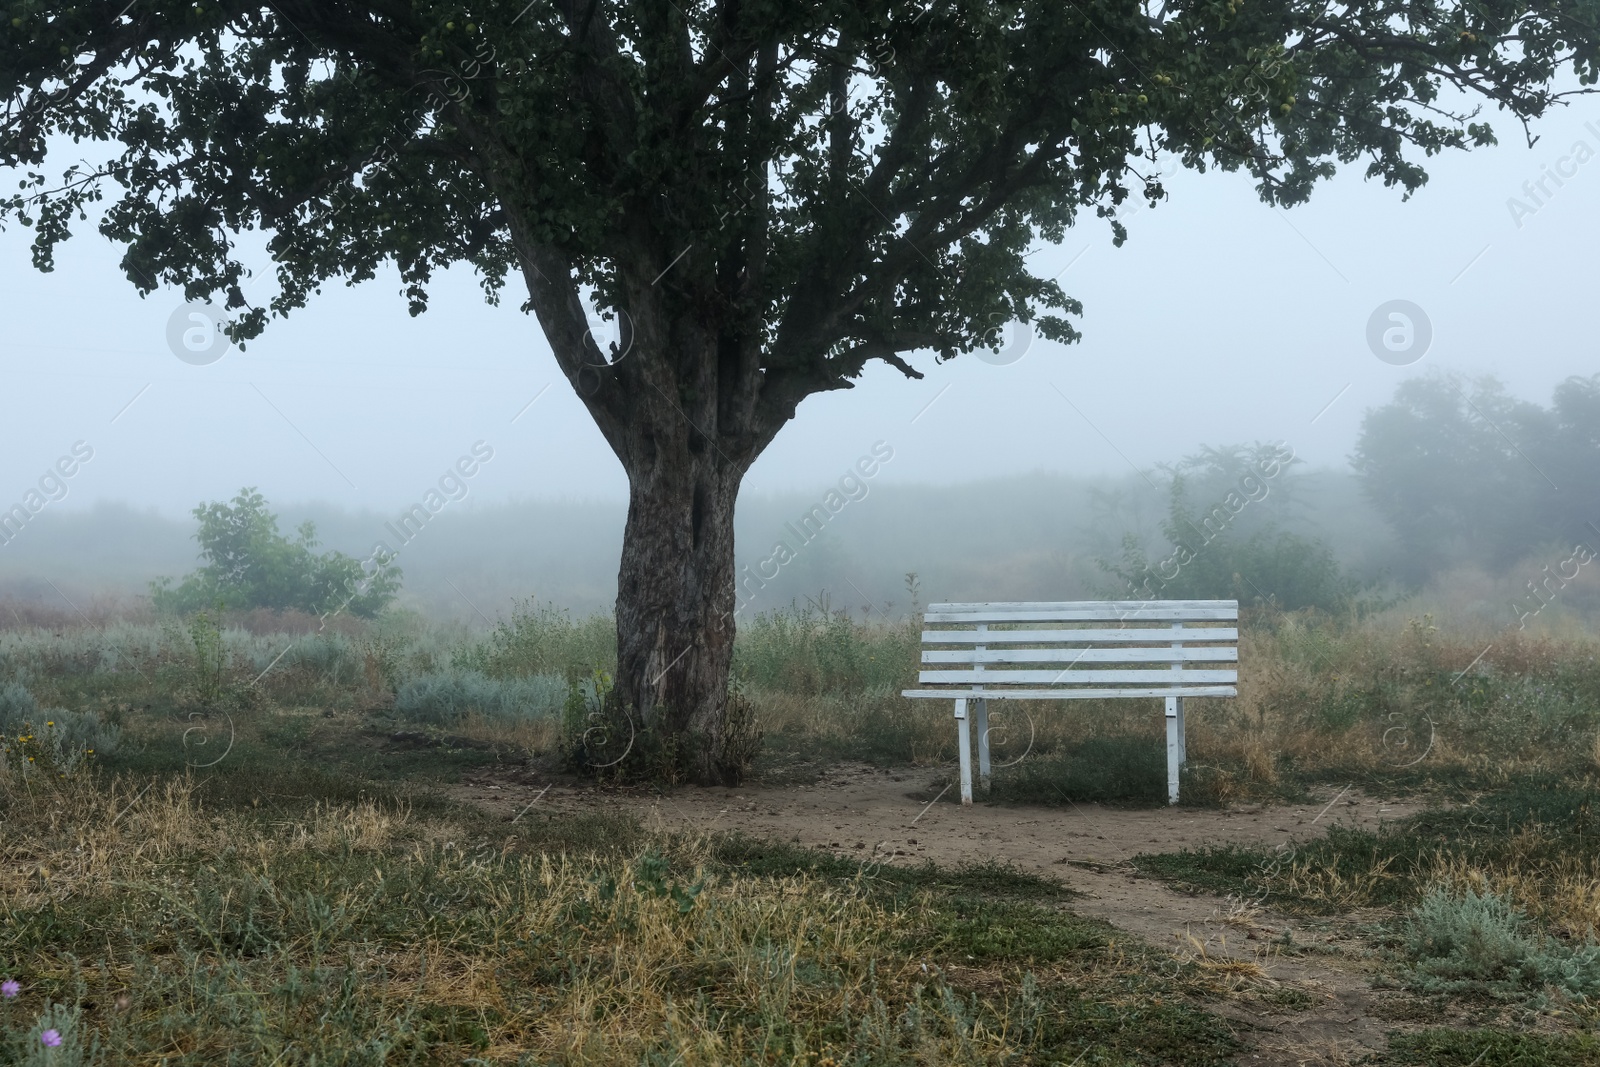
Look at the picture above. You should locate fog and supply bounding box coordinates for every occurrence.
[3,99,1599,624]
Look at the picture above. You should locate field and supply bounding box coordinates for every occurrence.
[3,599,1599,1066]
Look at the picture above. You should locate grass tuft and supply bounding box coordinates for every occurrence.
[1381,1029,1600,1066]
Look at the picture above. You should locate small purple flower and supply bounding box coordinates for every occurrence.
[40,1029,62,1048]
[0,979,17,998]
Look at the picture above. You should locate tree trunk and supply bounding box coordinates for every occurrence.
[504,219,783,786]
[613,402,749,785]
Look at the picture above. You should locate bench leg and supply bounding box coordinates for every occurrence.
[974,698,991,793]
[955,699,973,805]
[1176,696,1187,765]
[1165,695,1182,805]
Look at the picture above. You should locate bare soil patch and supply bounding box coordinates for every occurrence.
[452,761,1440,1066]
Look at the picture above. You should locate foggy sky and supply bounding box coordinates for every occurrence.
[3,102,1598,522]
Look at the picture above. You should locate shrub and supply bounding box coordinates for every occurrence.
[1403,887,1600,1002]
[150,488,400,618]
[457,600,615,680]
[394,669,566,726]
[1095,443,1375,613]
[0,683,120,780]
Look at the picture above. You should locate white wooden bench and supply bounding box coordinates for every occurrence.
[902,600,1239,805]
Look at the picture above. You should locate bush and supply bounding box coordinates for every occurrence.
[0,684,119,758]
[457,600,615,680]
[394,669,566,726]
[0,682,120,779]
[1403,887,1600,1002]
[151,488,400,618]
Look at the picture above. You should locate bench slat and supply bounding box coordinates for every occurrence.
[921,627,1237,644]
[917,668,1238,684]
[902,686,1238,700]
[923,607,1237,623]
[922,647,1237,665]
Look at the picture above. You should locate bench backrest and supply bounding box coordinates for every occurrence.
[902,600,1239,700]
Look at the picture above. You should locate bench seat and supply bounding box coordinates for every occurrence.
[902,599,1240,804]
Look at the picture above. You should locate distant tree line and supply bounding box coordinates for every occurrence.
[1098,373,1599,610]
[149,374,1596,621]
[1100,442,1371,614]
[1353,372,1600,586]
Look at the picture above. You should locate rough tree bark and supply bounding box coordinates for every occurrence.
[507,206,784,782]
[614,426,744,779]
[604,332,773,783]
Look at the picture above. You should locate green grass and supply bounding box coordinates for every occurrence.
[91,703,525,800]
[1378,1029,1600,1066]
[911,899,1109,964]
[1,767,1241,1066]
[1132,779,1600,916]
[3,620,1251,1065]
[14,605,1600,804]
[1132,778,1600,1027]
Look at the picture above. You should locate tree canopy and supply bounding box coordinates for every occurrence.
[5,0,1597,415]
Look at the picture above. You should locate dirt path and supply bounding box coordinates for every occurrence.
[453,762,1428,1066]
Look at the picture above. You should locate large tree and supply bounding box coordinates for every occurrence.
[4,0,1597,780]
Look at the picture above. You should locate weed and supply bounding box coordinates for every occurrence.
[733,603,920,697]
[0,683,118,784]
[0,995,101,1067]
[457,599,616,681]
[188,610,227,705]
[1403,887,1600,1002]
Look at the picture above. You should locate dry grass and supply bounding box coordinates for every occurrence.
[756,626,1581,790]
[450,708,561,755]
[0,776,416,909]
[1211,895,1266,930]
[1,769,1242,1065]
[745,613,1600,813]
[1281,850,1404,912]
[1423,836,1600,943]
